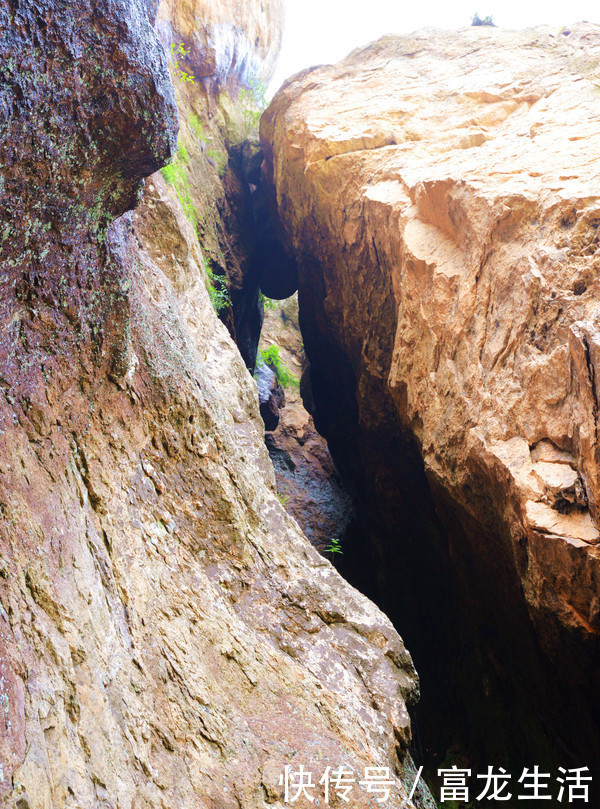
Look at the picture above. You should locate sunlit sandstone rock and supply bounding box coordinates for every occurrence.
[262,22,600,762]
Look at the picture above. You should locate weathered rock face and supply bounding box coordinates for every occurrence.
[0,1,434,807]
[255,360,285,430]
[157,0,283,86]
[151,0,294,370]
[262,23,600,772]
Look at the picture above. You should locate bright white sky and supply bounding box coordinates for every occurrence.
[269,0,600,95]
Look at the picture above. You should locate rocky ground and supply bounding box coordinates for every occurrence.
[257,295,354,557]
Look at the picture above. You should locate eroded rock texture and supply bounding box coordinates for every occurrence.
[0,1,433,807]
[157,0,283,87]
[263,23,600,772]
[151,0,295,369]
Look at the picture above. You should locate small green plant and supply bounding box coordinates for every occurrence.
[188,112,207,142]
[277,491,289,506]
[201,255,230,314]
[471,12,496,26]
[169,43,195,83]
[325,538,343,555]
[259,344,300,391]
[239,76,267,132]
[259,292,279,311]
[178,142,190,164]
[208,275,230,313]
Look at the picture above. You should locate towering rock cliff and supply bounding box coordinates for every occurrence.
[0,1,433,807]
[262,22,600,775]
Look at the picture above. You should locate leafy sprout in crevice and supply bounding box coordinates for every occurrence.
[325,538,343,555]
[259,291,279,311]
[258,344,300,391]
[169,43,195,83]
[201,254,230,314]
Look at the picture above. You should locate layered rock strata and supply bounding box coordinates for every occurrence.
[0,1,433,807]
[262,22,600,771]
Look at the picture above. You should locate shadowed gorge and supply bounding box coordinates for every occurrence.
[2,1,600,806]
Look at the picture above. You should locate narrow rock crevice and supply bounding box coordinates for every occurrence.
[0,2,439,805]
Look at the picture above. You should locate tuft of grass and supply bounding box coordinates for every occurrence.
[160,143,198,226]
[188,112,206,142]
[259,344,300,391]
[178,142,190,164]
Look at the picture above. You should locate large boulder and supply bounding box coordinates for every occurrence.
[262,23,600,768]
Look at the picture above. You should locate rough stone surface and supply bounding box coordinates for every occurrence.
[262,23,600,768]
[157,0,284,86]
[150,0,292,371]
[0,1,434,807]
[255,360,285,430]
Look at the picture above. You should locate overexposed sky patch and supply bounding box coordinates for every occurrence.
[269,0,599,94]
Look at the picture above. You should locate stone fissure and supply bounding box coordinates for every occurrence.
[0,1,438,806]
[582,334,599,445]
[4,3,600,807]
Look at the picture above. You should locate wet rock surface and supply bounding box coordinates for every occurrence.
[255,360,285,430]
[0,0,434,806]
[262,22,600,777]
[157,0,284,86]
